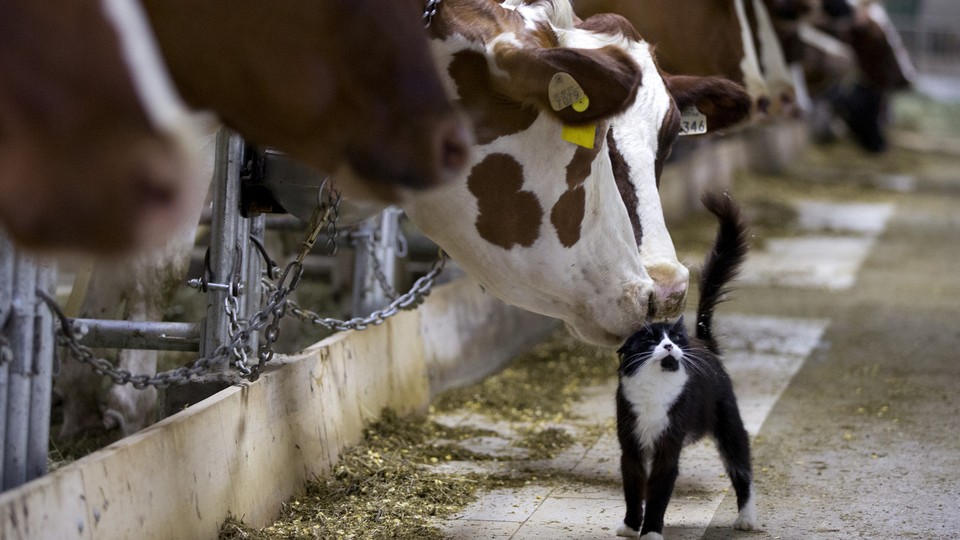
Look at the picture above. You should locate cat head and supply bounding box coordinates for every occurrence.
[617,316,689,376]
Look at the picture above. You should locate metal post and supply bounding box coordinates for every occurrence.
[26,260,56,481]
[202,128,245,358]
[351,207,401,316]
[0,231,14,480]
[3,253,37,490]
[163,129,250,416]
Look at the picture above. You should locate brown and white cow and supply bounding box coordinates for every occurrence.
[1,0,469,254]
[404,0,751,346]
[797,0,915,151]
[573,0,796,118]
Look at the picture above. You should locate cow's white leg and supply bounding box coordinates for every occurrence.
[56,269,127,440]
[59,126,216,439]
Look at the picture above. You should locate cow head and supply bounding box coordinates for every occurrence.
[140,0,472,204]
[402,0,749,347]
[0,0,203,253]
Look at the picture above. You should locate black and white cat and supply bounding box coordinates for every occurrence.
[615,192,755,539]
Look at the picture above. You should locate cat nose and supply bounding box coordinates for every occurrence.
[664,344,673,351]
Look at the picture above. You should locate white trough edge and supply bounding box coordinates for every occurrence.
[0,276,556,540]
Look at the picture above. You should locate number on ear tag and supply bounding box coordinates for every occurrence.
[562,124,596,149]
[549,73,587,112]
[679,107,708,136]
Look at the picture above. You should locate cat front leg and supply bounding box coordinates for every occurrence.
[618,450,646,537]
[639,442,681,538]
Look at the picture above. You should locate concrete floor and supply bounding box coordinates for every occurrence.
[429,140,960,539]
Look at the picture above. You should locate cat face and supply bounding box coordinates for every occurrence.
[618,316,689,376]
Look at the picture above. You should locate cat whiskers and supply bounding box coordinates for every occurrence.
[679,351,714,379]
[620,351,655,374]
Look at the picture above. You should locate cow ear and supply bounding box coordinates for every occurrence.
[490,43,643,125]
[663,75,753,132]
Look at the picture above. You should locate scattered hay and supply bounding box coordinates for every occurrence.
[432,330,617,423]
[219,330,617,539]
[513,426,576,460]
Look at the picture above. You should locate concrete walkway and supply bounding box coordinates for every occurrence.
[430,142,960,539]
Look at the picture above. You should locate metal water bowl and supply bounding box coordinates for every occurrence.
[251,149,386,226]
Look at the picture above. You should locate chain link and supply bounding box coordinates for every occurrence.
[38,182,444,388]
[423,0,442,27]
[364,235,400,300]
[277,252,446,332]
[0,335,13,365]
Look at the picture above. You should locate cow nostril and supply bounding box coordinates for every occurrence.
[757,96,771,114]
[646,290,658,321]
[438,117,471,177]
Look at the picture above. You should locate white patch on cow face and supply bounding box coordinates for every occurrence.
[589,35,689,319]
[99,0,190,133]
[504,0,575,31]
[733,0,771,105]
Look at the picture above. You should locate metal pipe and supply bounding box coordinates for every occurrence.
[244,215,265,352]
[3,254,37,490]
[0,231,15,481]
[70,319,200,352]
[26,260,56,481]
[202,129,244,359]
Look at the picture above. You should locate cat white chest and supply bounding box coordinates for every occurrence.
[621,363,688,448]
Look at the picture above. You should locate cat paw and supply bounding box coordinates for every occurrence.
[733,515,757,531]
[734,494,758,530]
[638,533,664,540]
[616,523,640,538]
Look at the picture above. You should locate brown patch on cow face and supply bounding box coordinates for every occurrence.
[655,99,681,185]
[607,130,643,248]
[549,137,603,247]
[467,153,543,249]
[850,14,911,90]
[551,186,586,247]
[448,50,539,145]
[565,141,599,188]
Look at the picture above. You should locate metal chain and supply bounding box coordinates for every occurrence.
[276,251,446,333]
[38,288,244,388]
[0,335,13,365]
[38,180,443,388]
[37,184,339,387]
[364,235,400,300]
[423,0,442,27]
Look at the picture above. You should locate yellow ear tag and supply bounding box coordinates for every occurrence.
[562,124,596,149]
[571,95,590,113]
